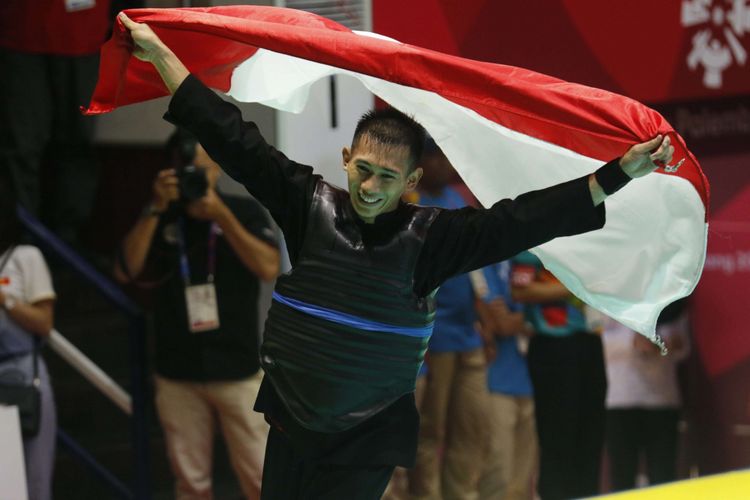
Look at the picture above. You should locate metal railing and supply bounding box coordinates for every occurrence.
[18,206,151,500]
[47,331,132,415]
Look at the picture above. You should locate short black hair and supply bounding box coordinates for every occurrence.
[0,179,22,254]
[351,107,426,170]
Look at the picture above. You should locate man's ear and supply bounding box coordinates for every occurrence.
[342,147,351,169]
[405,167,423,192]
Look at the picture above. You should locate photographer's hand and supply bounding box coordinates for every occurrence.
[190,191,280,281]
[186,189,228,222]
[153,169,179,212]
[114,169,177,284]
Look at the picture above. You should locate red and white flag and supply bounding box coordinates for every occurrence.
[85,6,709,339]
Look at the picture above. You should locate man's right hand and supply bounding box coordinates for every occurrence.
[119,13,168,63]
[153,169,179,212]
[118,12,190,94]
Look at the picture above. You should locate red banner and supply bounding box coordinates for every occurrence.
[693,184,750,376]
[373,0,750,104]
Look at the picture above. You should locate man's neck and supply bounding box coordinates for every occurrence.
[353,203,404,227]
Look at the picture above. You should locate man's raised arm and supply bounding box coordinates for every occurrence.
[415,134,677,295]
[119,13,189,94]
[117,12,317,234]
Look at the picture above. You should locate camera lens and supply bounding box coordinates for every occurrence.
[177,165,208,202]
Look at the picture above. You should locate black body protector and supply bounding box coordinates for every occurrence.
[261,182,441,433]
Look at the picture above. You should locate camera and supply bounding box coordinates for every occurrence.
[167,128,208,203]
[176,164,208,203]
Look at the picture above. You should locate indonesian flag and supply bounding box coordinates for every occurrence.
[85,6,709,339]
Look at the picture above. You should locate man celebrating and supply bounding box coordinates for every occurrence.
[118,12,673,500]
[115,129,280,500]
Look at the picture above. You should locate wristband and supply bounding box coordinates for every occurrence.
[594,159,632,196]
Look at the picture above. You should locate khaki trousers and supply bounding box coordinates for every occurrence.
[410,348,490,500]
[478,394,537,500]
[155,372,268,500]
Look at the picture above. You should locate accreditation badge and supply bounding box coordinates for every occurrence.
[185,283,220,333]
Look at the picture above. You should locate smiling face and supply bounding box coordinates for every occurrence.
[343,135,423,223]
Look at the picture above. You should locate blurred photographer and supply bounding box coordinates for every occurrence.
[114,128,280,500]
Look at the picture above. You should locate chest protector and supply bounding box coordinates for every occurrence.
[261,182,440,432]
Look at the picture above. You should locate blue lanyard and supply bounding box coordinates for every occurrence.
[176,218,218,286]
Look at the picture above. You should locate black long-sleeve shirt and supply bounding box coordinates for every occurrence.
[166,74,607,466]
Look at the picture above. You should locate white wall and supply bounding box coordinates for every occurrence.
[276,74,374,188]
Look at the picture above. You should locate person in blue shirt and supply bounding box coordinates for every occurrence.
[410,140,490,499]
[511,251,607,500]
[473,260,536,500]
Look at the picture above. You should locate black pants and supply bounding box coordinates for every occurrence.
[261,426,395,499]
[0,48,99,243]
[606,408,679,491]
[528,333,607,500]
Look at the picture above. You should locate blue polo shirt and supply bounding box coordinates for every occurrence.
[481,262,533,396]
[419,186,483,353]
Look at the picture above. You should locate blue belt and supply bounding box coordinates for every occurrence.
[272,292,434,338]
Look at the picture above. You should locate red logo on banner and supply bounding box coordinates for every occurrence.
[682,0,750,90]
[561,0,750,101]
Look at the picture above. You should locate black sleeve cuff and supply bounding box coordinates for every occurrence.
[162,74,211,126]
[595,158,631,195]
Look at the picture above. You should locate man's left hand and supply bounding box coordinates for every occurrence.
[620,134,674,179]
[186,189,228,222]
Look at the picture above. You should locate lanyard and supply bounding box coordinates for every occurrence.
[176,218,218,286]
